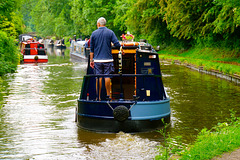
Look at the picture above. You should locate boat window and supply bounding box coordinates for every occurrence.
[149,55,156,59]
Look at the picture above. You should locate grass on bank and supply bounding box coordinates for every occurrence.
[158,47,240,76]
[180,110,240,160]
[155,111,240,160]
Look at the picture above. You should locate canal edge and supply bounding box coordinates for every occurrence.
[160,58,240,85]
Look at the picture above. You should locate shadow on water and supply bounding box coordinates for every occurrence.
[0,48,240,159]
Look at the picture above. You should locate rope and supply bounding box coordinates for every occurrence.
[107,100,137,111]
[128,102,136,111]
[107,101,114,111]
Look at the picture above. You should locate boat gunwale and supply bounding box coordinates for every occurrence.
[83,73,162,78]
[24,48,47,51]
[78,98,170,103]
[77,112,171,120]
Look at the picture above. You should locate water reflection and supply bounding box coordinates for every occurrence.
[0,61,90,159]
[47,47,66,56]
[0,49,240,159]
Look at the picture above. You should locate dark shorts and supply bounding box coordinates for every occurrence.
[94,62,115,75]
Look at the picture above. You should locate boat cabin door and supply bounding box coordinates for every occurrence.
[111,48,136,100]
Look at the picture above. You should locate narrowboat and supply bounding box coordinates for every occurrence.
[54,40,66,49]
[19,34,33,42]
[20,39,48,63]
[70,40,89,61]
[45,39,54,47]
[76,40,170,133]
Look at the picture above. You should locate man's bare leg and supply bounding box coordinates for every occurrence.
[105,77,111,98]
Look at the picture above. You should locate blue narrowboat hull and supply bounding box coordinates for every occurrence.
[76,99,170,132]
[76,41,171,132]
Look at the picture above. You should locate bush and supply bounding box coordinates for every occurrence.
[0,31,19,76]
[63,36,71,47]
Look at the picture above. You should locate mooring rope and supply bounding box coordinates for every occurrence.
[107,100,137,111]
[107,101,114,111]
[128,102,136,111]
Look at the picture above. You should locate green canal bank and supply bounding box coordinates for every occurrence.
[156,47,240,160]
[158,47,240,79]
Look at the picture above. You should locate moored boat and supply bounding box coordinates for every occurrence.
[20,39,48,63]
[76,40,170,133]
[44,39,54,47]
[54,40,66,49]
[70,40,89,61]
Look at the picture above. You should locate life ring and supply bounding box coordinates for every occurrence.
[113,105,129,122]
[34,55,39,60]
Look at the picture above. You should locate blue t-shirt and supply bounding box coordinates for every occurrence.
[90,27,121,61]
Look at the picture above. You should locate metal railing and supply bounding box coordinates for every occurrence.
[81,74,166,101]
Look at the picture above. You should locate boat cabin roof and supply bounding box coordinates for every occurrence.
[87,41,161,75]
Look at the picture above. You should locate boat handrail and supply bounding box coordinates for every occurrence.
[81,73,166,101]
[111,46,139,49]
[84,74,162,78]
[24,48,47,51]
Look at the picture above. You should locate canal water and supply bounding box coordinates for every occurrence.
[0,48,240,159]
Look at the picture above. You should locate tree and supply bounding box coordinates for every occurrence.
[0,15,17,37]
[113,0,174,45]
[0,0,24,38]
[29,0,73,38]
[159,0,214,39]
[70,0,124,38]
[0,31,19,75]
[210,0,240,34]
[0,0,17,19]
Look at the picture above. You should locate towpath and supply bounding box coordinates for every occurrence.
[212,148,240,160]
